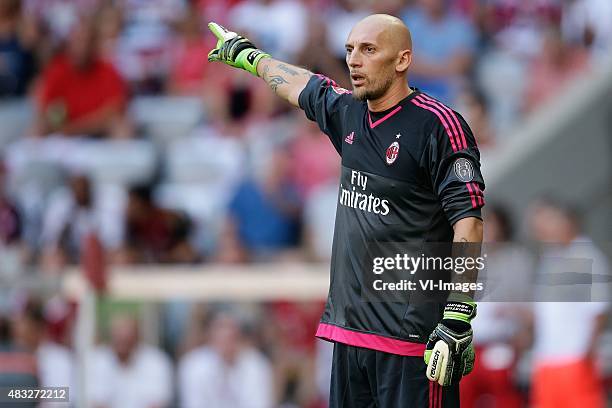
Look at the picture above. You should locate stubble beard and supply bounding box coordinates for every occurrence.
[352,73,395,102]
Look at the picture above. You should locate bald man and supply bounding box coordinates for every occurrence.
[208,14,485,408]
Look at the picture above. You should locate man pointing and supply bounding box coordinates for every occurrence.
[208,14,485,408]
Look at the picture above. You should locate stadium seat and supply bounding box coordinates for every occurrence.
[0,99,33,151]
[76,139,158,185]
[129,96,204,145]
[164,134,242,184]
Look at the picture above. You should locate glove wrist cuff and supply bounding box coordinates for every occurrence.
[237,49,271,76]
[443,301,476,323]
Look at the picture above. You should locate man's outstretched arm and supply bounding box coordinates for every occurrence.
[207,22,312,107]
[257,58,312,107]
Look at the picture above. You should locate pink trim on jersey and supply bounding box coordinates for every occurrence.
[419,94,468,150]
[465,182,478,208]
[472,182,484,206]
[314,73,338,88]
[411,99,458,152]
[316,323,426,356]
[415,95,464,151]
[368,105,403,129]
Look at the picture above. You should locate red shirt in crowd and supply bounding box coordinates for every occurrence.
[37,54,127,124]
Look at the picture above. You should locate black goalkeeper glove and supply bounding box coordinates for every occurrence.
[424,294,477,386]
[207,22,270,76]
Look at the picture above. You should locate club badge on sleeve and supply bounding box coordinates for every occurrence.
[453,158,474,182]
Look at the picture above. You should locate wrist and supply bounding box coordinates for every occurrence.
[256,55,272,77]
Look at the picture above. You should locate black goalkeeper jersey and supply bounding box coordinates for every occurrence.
[299,74,485,356]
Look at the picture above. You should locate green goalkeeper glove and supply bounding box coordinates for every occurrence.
[424,295,477,386]
[207,22,270,76]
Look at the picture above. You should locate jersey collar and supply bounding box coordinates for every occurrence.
[367,88,420,129]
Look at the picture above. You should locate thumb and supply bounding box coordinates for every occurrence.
[207,48,220,62]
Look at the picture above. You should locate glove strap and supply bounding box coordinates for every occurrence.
[237,48,271,76]
[443,293,476,324]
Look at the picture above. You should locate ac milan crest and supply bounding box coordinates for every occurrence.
[386,141,400,165]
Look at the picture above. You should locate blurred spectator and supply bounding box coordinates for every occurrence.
[40,174,99,270]
[456,86,495,148]
[114,184,198,264]
[33,17,132,138]
[120,0,187,26]
[0,161,21,280]
[489,0,561,58]
[0,0,36,97]
[229,0,308,62]
[96,2,124,64]
[528,197,609,408]
[23,0,94,42]
[195,0,242,24]
[461,205,531,408]
[524,26,590,113]
[0,314,39,403]
[562,0,612,64]
[289,116,340,199]
[302,180,338,262]
[11,298,75,401]
[178,310,273,408]
[0,162,21,246]
[265,301,324,407]
[106,0,185,94]
[217,147,302,262]
[202,68,278,136]
[403,0,477,104]
[324,0,370,60]
[166,6,215,95]
[314,338,334,407]
[370,0,407,17]
[294,12,348,88]
[89,313,173,408]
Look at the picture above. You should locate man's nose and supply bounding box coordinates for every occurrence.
[347,51,361,68]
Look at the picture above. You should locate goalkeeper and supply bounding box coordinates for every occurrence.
[208,14,485,408]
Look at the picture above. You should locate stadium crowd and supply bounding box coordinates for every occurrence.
[0,0,610,407]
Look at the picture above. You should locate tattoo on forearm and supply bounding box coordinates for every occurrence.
[268,75,288,92]
[277,63,299,76]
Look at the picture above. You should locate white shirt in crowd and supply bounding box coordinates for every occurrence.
[229,0,307,61]
[37,341,75,408]
[533,237,610,364]
[178,346,273,408]
[88,345,173,408]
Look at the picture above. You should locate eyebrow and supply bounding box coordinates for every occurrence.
[345,41,377,49]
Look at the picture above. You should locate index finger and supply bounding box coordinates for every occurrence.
[208,22,230,41]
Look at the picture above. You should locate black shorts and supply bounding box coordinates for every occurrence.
[329,342,460,408]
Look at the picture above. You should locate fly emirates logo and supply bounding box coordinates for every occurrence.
[339,170,390,215]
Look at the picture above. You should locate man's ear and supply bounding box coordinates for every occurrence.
[396,49,412,73]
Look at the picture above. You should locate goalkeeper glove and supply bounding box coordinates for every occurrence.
[207,22,270,76]
[424,295,477,386]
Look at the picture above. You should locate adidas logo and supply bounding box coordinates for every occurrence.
[345,131,355,144]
